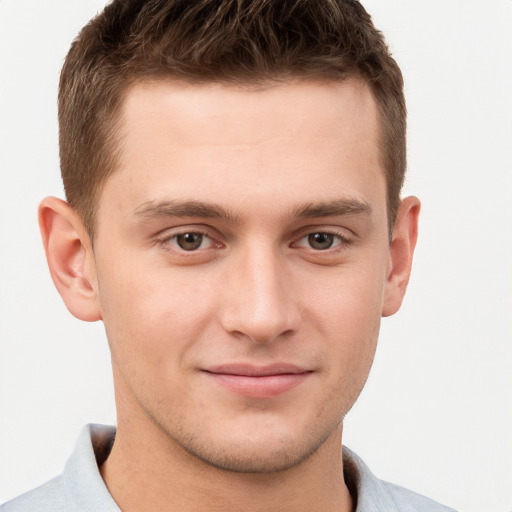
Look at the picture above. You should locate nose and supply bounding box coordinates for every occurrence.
[219,244,301,344]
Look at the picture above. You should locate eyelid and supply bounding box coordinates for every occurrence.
[153,224,354,255]
[155,225,223,253]
[169,233,215,251]
[291,227,353,249]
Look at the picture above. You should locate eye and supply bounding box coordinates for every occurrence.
[175,232,206,251]
[307,232,336,250]
[163,231,217,252]
[293,231,349,251]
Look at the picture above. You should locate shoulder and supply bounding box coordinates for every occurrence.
[1,424,118,512]
[0,477,69,512]
[343,446,458,512]
[373,479,458,512]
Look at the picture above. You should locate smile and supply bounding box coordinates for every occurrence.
[202,364,313,398]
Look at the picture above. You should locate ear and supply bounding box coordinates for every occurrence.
[39,197,102,322]
[382,196,421,317]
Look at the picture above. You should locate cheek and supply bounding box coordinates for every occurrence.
[305,265,384,384]
[309,261,386,336]
[97,259,220,371]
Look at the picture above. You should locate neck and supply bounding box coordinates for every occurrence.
[100,416,353,512]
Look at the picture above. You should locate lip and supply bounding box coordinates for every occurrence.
[202,364,313,398]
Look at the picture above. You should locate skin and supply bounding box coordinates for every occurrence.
[40,79,420,512]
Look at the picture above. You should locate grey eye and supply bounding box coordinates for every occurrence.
[308,233,335,250]
[176,233,204,250]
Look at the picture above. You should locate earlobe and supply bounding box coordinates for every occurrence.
[382,196,421,317]
[39,197,102,322]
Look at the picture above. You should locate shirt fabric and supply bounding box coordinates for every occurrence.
[1,424,457,512]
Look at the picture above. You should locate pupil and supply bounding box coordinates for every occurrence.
[309,232,333,250]
[177,233,203,250]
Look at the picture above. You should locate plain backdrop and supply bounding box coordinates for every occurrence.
[1,1,511,511]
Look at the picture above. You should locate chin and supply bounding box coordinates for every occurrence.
[168,421,338,474]
[183,441,318,474]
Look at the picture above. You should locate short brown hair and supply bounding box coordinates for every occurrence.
[59,0,406,236]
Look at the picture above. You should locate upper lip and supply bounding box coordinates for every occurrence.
[203,364,312,377]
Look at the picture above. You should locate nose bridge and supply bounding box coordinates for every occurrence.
[220,240,299,343]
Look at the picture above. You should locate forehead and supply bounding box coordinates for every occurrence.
[120,77,379,150]
[98,78,385,225]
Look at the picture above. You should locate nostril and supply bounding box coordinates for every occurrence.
[220,306,300,345]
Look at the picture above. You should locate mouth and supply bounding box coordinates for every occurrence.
[201,364,313,398]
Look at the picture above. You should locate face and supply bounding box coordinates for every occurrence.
[91,79,393,472]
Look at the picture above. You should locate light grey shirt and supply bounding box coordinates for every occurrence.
[1,424,457,511]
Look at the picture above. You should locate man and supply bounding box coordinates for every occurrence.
[1,1,457,511]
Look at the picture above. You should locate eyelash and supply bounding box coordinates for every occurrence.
[157,230,219,254]
[156,228,352,256]
[292,230,352,251]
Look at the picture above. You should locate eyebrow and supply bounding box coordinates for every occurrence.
[292,199,372,219]
[132,200,241,224]
[132,197,371,224]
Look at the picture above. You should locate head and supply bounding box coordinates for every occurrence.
[59,0,407,238]
[40,0,420,477]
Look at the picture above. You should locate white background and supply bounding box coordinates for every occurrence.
[1,1,511,511]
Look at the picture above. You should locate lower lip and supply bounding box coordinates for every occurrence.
[204,372,311,398]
